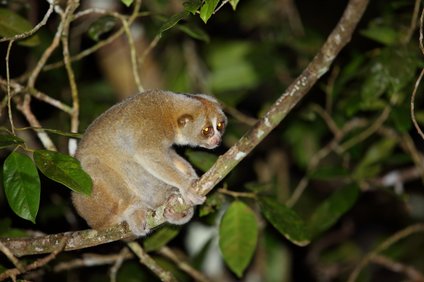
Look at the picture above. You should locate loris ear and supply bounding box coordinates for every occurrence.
[177,114,193,127]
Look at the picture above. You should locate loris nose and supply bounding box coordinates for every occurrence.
[210,135,221,147]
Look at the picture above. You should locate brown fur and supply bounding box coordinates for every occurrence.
[72,90,226,236]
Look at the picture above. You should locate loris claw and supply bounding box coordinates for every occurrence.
[72,90,226,236]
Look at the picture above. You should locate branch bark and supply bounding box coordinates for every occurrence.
[0,0,369,257]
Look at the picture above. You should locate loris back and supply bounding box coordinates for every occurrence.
[72,90,227,236]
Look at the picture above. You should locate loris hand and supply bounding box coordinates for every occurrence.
[180,181,206,206]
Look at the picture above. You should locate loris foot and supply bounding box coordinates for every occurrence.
[164,193,194,225]
[122,205,150,237]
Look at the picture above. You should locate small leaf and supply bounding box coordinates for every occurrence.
[33,150,92,195]
[229,0,240,10]
[121,0,134,7]
[259,197,310,246]
[3,152,40,223]
[219,201,258,277]
[360,22,398,46]
[159,11,189,34]
[0,134,24,149]
[0,8,40,46]
[178,24,210,42]
[308,185,359,238]
[200,0,220,23]
[183,0,202,14]
[88,16,118,42]
[185,150,217,172]
[143,226,181,252]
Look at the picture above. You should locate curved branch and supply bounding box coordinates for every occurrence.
[0,0,369,257]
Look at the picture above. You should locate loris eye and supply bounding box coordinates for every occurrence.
[202,126,214,137]
[217,121,225,132]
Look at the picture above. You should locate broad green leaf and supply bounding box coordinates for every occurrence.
[0,134,24,149]
[353,138,397,180]
[219,201,258,277]
[178,24,210,42]
[88,16,118,42]
[360,25,398,46]
[308,185,359,238]
[3,152,40,223]
[200,0,220,23]
[0,8,40,46]
[121,0,134,7]
[259,197,310,246]
[229,0,240,10]
[183,0,202,14]
[207,41,260,93]
[185,150,217,172]
[143,226,181,252]
[159,11,189,33]
[33,150,92,195]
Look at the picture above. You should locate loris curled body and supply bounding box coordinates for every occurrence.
[72,90,227,236]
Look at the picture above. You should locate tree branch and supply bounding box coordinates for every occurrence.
[0,0,369,257]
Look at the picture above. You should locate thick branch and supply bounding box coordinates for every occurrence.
[0,0,369,257]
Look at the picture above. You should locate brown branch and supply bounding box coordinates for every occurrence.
[127,241,177,282]
[0,0,369,257]
[195,0,369,196]
[0,237,67,281]
[159,247,212,282]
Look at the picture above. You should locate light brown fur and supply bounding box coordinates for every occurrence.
[72,90,226,236]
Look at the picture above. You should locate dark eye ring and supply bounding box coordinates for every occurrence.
[202,126,213,137]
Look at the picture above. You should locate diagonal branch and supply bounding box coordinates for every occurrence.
[0,0,369,257]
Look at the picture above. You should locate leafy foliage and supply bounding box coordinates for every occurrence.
[0,0,423,281]
[3,152,40,223]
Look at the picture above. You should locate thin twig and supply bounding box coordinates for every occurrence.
[404,0,422,43]
[347,224,424,282]
[0,237,68,281]
[0,241,24,272]
[43,0,142,72]
[0,0,56,43]
[5,40,15,134]
[159,246,212,282]
[371,255,424,281]
[127,241,177,282]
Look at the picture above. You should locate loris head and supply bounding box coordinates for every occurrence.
[175,94,227,149]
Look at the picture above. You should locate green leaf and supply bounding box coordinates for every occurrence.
[200,0,220,23]
[391,105,412,133]
[229,0,240,10]
[219,201,258,277]
[178,24,210,42]
[361,25,398,46]
[0,134,24,149]
[88,16,118,42]
[121,0,134,7]
[3,152,40,223]
[159,11,189,34]
[308,185,359,238]
[0,8,40,46]
[185,150,217,172]
[143,226,181,252]
[207,41,260,93]
[183,0,202,14]
[33,150,92,195]
[353,138,397,180]
[259,197,310,246]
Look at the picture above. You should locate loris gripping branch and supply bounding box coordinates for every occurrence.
[72,90,227,236]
